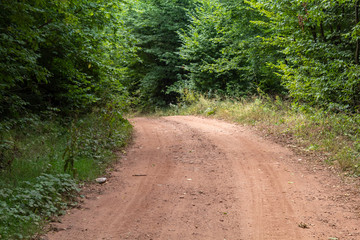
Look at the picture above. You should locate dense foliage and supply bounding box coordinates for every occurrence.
[119,0,360,113]
[175,0,360,111]
[3,0,359,115]
[246,0,360,111]
[124,0,195,109]
[0,0,136,172]
[178,0,283,97]
[0,0,136,119]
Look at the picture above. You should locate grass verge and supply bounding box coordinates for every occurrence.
[0,108,132,239]
[155,95,360,176]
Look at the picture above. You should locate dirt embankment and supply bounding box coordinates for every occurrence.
[46,116,360,240]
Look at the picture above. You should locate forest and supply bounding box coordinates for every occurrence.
[1,0,360,238]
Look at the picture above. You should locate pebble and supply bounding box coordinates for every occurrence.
[96,177,107,184]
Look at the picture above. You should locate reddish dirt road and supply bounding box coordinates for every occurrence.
[47,116,360,240]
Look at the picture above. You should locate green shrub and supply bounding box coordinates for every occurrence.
[0,174,79,239]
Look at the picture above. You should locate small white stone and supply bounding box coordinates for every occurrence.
[96,177,107,184]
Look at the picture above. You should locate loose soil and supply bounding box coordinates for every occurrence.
[46,116,360,240]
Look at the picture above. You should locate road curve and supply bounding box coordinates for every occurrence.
[47,116,360,240]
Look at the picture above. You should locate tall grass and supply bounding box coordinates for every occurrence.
[157,95,360,176]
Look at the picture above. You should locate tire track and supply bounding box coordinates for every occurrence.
[47,116,360,240]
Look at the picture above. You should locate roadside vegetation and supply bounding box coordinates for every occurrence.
[0,109,132,239]
[155,93,360,177]
[0,1,133,239]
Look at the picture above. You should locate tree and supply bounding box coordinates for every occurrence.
[178,0,282,98]
[0,0,137,120]
[247,0,360,111]
[124,0,195,109]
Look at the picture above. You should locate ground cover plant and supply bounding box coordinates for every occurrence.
[0,109,132,239]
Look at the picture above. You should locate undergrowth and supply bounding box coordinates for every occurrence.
[0,174,79,239]
[0,107,132,239]
[156,95,360,176]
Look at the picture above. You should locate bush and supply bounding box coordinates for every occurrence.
[0,174,79,239]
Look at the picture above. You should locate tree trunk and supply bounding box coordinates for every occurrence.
[311,26,317,42]
[356,1,360,64]
[320,21,326,42]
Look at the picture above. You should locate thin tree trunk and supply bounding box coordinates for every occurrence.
[320,21,326,42]
[356,1,360,64]
[311,26,317,42]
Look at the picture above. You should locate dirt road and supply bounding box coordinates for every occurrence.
[47,116,360,240]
